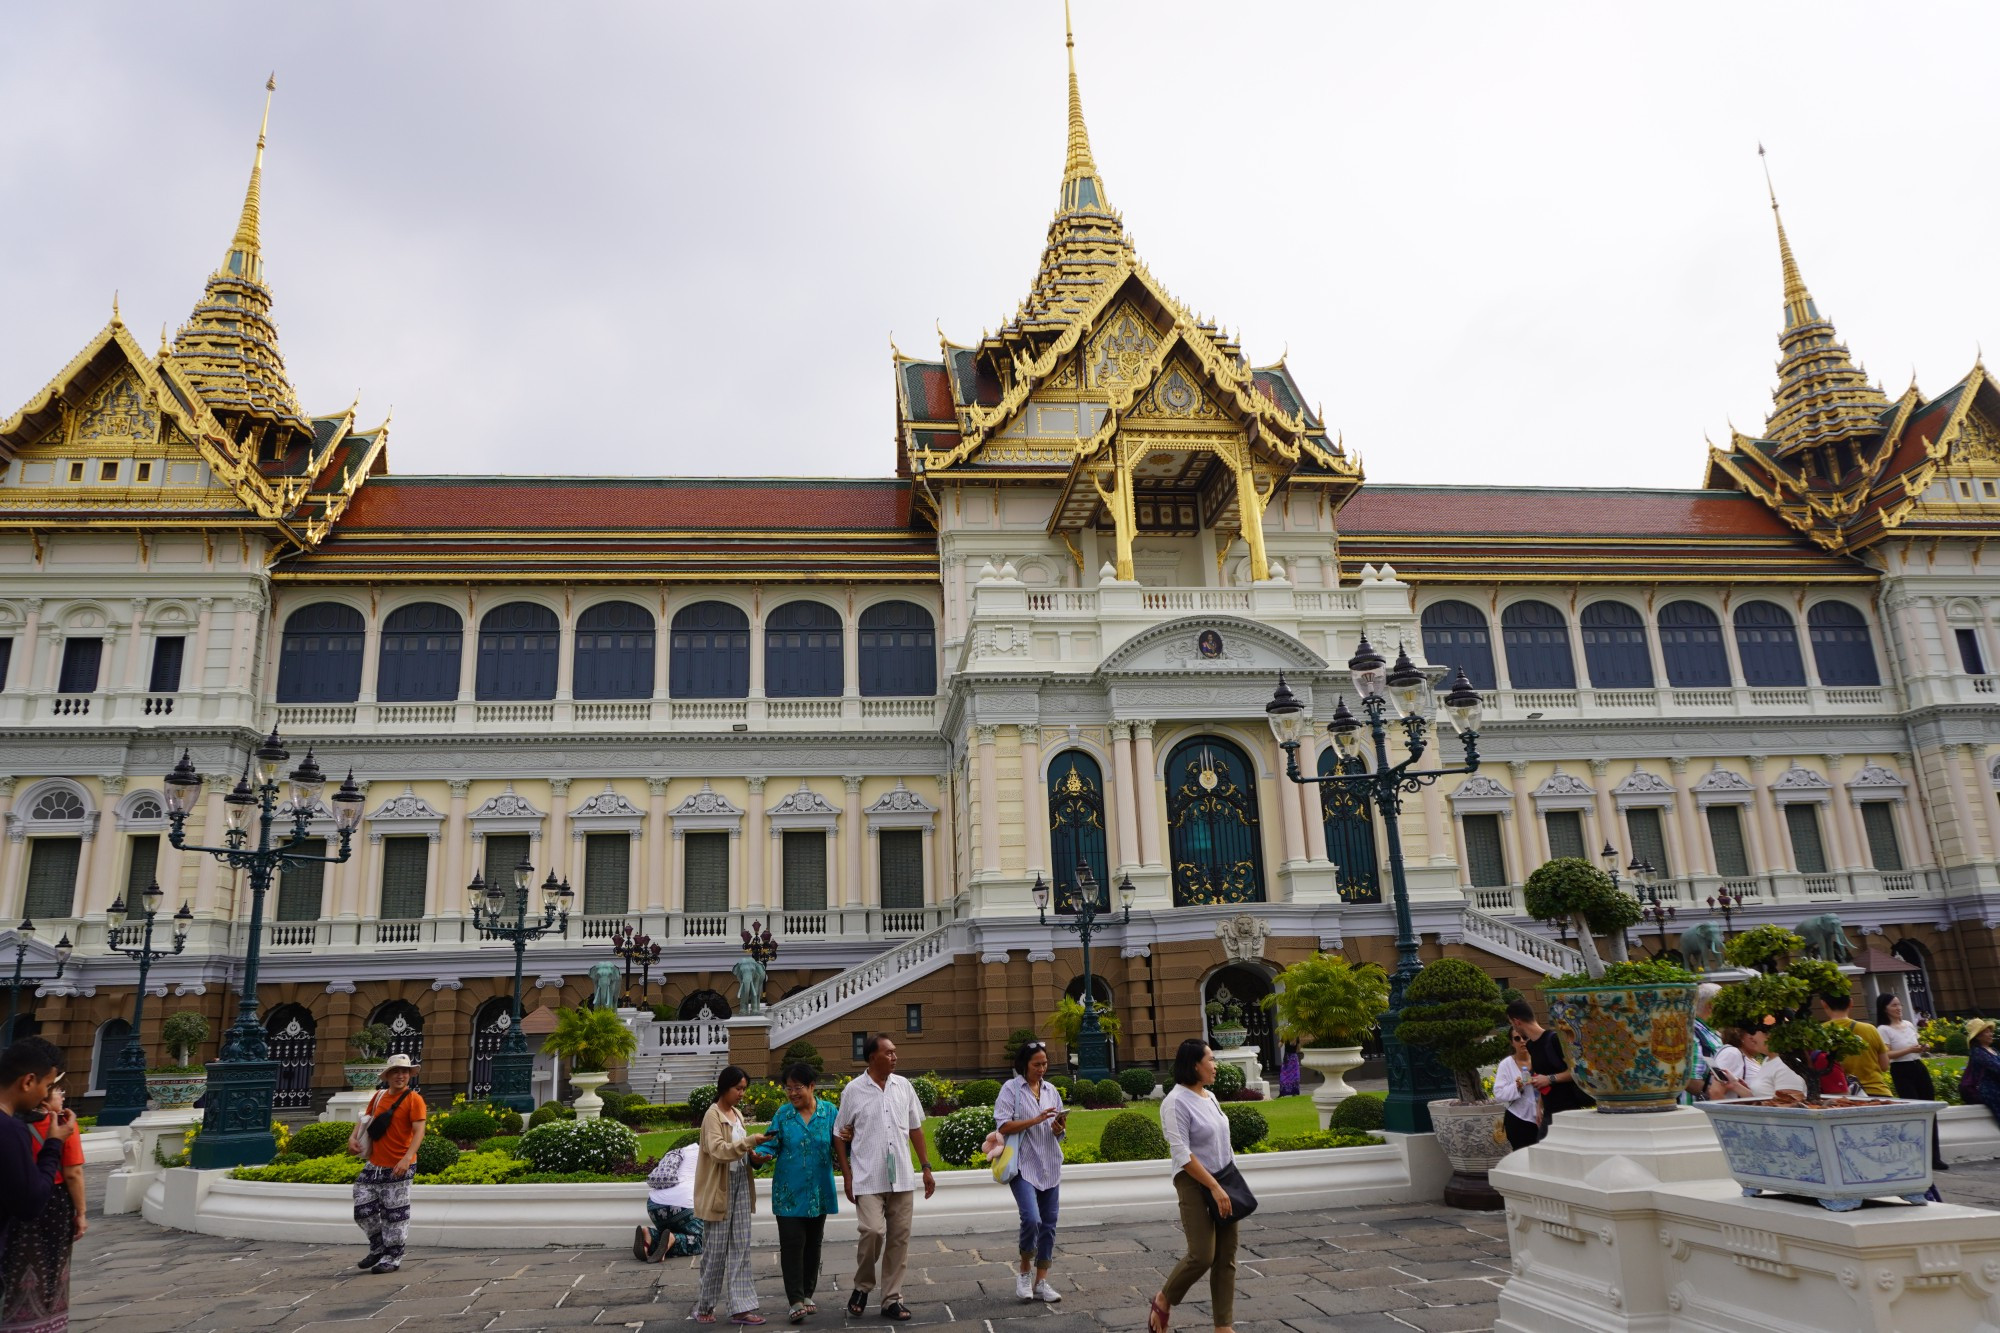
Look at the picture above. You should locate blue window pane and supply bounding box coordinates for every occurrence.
[1047,750,1109,914]
[1501,600,1576,689]
[476,602,559,701]
[1420,600,1496,691]
[1658,601,1730,687]
[1734,601,1806,687]
[1807,602,1880,687]
[765,600,842,698]
[858,601,935,696]
[1579,601,1653,688]
[1164,736,1265,907]
[377,602,463,703]
[574,601,655,700]
[670,601,749,699]
[276,602,364,703]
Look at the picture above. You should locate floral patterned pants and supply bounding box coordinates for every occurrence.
[353,1165,412,1260]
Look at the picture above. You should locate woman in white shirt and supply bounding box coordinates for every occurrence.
[1877,994,1947,1169]
[1737,1027,1807,1099]
[1492,1031,1541,1149]
[1148,1039,1238,1333]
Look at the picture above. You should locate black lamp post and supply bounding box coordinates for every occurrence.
[5,918,72,1035]
[163,733,365,1168]
[1707,884,1744,940]
[97,881,193,1127]
[1267,640,1484,1135]
[610,923,662,1006]
[1604,844,1673,960]
[1033,861,1133,1084]
[469,858,572,1112]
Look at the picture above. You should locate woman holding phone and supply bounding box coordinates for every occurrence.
[994,1039,1067,1303]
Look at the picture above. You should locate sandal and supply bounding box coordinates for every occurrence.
[846,1291,867,1318]
[880,1302,912,1322]
[789,1307,807,1325]
[1147,1294,1171,1333]
[731,1315,767,1326]
[692,1314,717,1325]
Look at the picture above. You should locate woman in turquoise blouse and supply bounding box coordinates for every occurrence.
[755,1062,841,1324]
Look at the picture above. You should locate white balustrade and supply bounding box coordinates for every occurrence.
[476,702,555,724]
[671,701,746,723]
[767,699,841,720]
[574,701,648,723]
[378,702,455,725]
[1802,874,1841,899]
[765,920,964,1044]
[372,920,423,945]
[1456,906,1585,977]
[1882,872,1916,893]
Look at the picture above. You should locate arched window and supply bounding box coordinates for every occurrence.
[87,1018,131,1094]
[1420,600,1496,691]
[1047,751,1110,914]
[367,999,426,1065]
[677,989,732,1021]
[1164,736,1265,907]
[765,600,843,698]
[1319,748,1379,903]
[1579,601,1653,688]
[276,603,364,703]
[264,1004,318,1110]
[669,601,749,699]
[1501,600,1576,689]
[1890,939,1935,1018]
[377,603,463,702]
[1807,602,1880,686]
[1658,601,1730,687]
[476,601,559,701]
[573,601,655,700]
[857,601,936,697]
[1733,601,1806,687]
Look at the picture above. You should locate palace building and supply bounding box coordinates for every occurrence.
[5,35,2000,1108]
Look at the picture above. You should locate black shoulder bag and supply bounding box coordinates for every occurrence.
[365,1088,413,1144]
[1203,1161,1258,1223]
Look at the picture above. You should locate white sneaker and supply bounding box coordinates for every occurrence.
[1034,1281,1062,1303]
[1015,1270,1034,1301]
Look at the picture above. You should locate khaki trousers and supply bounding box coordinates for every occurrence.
[1162,1170,1236,1327]
[852,1190,915,1302]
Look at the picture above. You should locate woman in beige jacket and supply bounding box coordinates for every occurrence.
[693,1066,769,1325]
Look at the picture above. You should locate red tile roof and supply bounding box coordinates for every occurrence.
[1339,486,1803,538]
[333,477,917,532]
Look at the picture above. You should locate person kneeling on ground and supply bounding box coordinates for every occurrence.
[636,1138,705,1263]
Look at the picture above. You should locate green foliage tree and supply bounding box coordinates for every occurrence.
[781,1040,825,1075]
[348,1022,392,1062]
[1043,995,1121,1052]
[543,1005,639,1074]
[1263,952,1390,1047]
[158,1010,211,1069]
[1221,1103,1268,1151]
[1116,1066,1158,1099]
[960,1078,1003,1108]
[1005,1027,1040,1064]
[1523,858,1642,979]
[1098,1110,1169,1161]
[1396,957,1511,1103]
[1722,925,1806,974]
[1708,956,1863,1104]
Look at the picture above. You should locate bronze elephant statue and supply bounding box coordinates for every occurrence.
[1797,913,1855,964]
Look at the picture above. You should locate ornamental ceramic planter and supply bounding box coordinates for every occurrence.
[1697,1096,1942,1211]
[1427,1099,1509,1210]
[144,1072,207,1110]
[1210,1026,1248,1052]
[344,1062,388,1091]
[571,1071,611,1121]
[1301,1045,1366,1128]
[1544,981,1697,1113]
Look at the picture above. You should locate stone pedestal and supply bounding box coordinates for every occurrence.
[320,1089,374,1124]
[103,1106,204,1215]
[725,1016,775,1081]
[1213,1045,1269,1099]
[1493,1107,2000,1332]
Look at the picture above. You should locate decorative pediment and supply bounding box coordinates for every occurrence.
[471,786,543,819]
[670,783,742,818]
[1534,773,1594,797]
[1612,769,1674,807]
[571,785,643,819]
[1085,303,1164,390]
[865,780,936,832]
[1770,765,1833,803]
[368,786,444,823]
[75,368,160,445]
[767,782,839,834]
[1847,763,1907,791]
[1449,774,1513,813]
[1099,615,1326,677]
[1694,768,1753,793]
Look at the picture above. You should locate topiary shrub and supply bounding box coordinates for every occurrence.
[666,1129,700,1152]
[1050,1075,1075,1100]
[743,1081,786,1121]
[688,1084,718,1119]
[1097,1110,1169,1162]
[1094,1077,1125,1107]
[1523,857,1641,979]
[782,1041,826,1075]
[484,1104,525,1135]
[287,1120,358,1160]
[436,1107,500,1145]
[620,1102,685,1127]
[517,1117,641,1174]
[418,1149,528,1185]
[232,1155,365,1184]
[529,1100,574,1128]
[270,1151,305,1166]
[1005,1027,1040,1064]
[1118,1067,1158,1099]
[959,1078,1002,1110]
[596,1090,643,1122]
[1212,1062,1246,1098]
[910,1073,954,1115]
[1266,1129,1383,1151]
[1396,957,1510,1104]
[414,1134,461,1176]
[1329,1092,1386,1131]
[936,1106,997,1166]
[1221,1103,1268,1153]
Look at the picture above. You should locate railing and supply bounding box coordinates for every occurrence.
[378,702,454,725]
[476,702,555,724]
[671,701,746,723]
[1975,677,1997,696]
[1802,874,1841,899]
[881,909,929,935]
[372,920,423,945]
[1470,887,1519,913]
[142,694,177,715]
[640,1018,730,1054]
[277,703,357,728]
[767,699,841,721]
[1511,690,1577,711]
[766,919,963,1043]
[578,916,627,940]
[268,922,324,948]
[1671,689,1733,707]
[51,696,89,716]
[1026,591,1099,613]
[682,913,731,939]
[1592,690,1657,709]
[575,701,648,724]
[1139,589,1253,613]
[1457,906,1585,977]
[860,697,936,720]
[783,912,829,937]
[1748,688,1810,707]
[1823,687,1885,706]
[1882,872,1916,893]
[1721,877,1761,900]
[1290,590,1362,612]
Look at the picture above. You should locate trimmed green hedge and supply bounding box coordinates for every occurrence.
[1098,1110,1168,1161]
[1329,1092,1385,1130]
[287,1121,357,1160]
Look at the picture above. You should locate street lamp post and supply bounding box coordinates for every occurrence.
[97,881,194,1127]
[610,922,662,1006]
[1266,640,1485,1135]
[1707,884,1745,940]
[1033,862,1133,1084]
[469,860,572,1113]
[163,733,366,1168]
[1603,845,1673,960]
[5,918,73,1034]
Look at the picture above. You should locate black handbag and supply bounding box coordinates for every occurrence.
[364,1088,413,1144]
[1203,1162,1258,1223]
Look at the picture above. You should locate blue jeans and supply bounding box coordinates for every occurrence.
[1008,1175,1059,1268]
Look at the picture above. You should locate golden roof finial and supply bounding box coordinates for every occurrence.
[1759,143,1816,331]
[227,75,276,280]
[1059,0,1107,214]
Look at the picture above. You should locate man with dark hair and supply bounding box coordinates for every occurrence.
[832,1034,934,1321]
[1509,1001,1592,1120]
[1,1037,76,1326]
[1818,992,1892,1097]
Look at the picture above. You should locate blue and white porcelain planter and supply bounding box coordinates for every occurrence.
[1697,1096,1942,1211]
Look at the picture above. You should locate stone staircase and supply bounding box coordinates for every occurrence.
[1456,905,1584,976]
[765,919,969,1047]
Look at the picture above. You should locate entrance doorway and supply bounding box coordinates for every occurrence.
[1203,964,1276,1071]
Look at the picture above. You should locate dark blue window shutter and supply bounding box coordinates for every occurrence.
[377,602,463,702]
[858,601,936,696]
[276,603,364,703]
[1421,600,1496,691]
[1579,601,1653,688]
[1500,601,1576,689]
[476,601,559,701]
[764,600,843,698]
[147,637,186,694]
[1806,602,1880,686]
[669,601,750,699]
[1658,601,1731,687]
[58,639,102,694]
[1734,601,1806,687]
[574,601,655,700]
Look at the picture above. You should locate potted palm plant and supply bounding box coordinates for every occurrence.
[1529,858,1699,1113]
[345,1022,392,1089]
[146,1010,211,1110]
[1263,952,1389,1127]
[1701,955,1938,1210]
[544,1005,639,1120]
[1396,958,1512,1209]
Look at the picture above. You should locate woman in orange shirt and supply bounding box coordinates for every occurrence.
[349,1053,427,1274]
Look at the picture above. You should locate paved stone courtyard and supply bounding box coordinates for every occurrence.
[62,1163,2000,1332]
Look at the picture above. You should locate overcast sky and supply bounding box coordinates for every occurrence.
[4,2,1997,490]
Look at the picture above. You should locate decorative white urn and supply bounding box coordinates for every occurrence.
[1301,1046,1366,1128]
[570,1071,611,1121]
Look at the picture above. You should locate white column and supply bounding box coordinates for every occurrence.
[1748,756,1791,871]
[842,599,860,700]
[1670,757,1707,875]
[647,779,669,911]
[748,601,767,699]
[357,604,382,702]
[976,726,1003,875]
[1305,763,1333,864]
[229,597,258,694]
[1109,722,1140,871]
[922,825,939,906]
[189,598,214,694]
[423,833,441,923]
[457,594,480,701]
[1587,759,1615,859]
[350,831,378,921]
[123,599,150,689]
[1414,780,1441,867]
[1274,740,1307,865]
[1020,726,1050,878]
[0,780,17,918]
[653,592,671,699]
[1514,761,1542,874]
[1973,745,2000,861]
[842,776,864,908]
[745,777,767,908]
[670,829,686,912]
[547,778,571,884]
[1819,756,1860,870]
[1451,811,1472,887]
[864,823,881,909]
[1133,720,1162,868]
[439,780,471,916]
[11,599,41,694]
[555,594,577,701]
[193,774,232,916]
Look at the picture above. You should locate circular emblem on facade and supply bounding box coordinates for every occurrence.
[1198,629,1224,660]
[1199,766,1219,791]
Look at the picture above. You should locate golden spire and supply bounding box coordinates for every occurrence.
[1755,145,1888,452]
[1060,0,1107,214]
[227,75,276,282]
